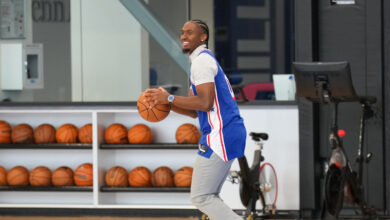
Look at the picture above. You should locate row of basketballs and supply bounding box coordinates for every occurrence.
[104,123,201,144]
[0,120,92,144]
[0,164,193,188]
[0,120,201,145]
[0,163,93,187]
[105,166,193,188]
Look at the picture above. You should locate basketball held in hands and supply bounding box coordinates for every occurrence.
[137,92,170,123]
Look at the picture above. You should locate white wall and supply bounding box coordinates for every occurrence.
[190,0,214,52]
[148,0,189,96]
[0,0,212,102]
[222,105,300,210]
[71,0,149,102]
[0,0,72,102]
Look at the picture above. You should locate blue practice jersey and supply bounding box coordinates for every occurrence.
[191,49,246,162]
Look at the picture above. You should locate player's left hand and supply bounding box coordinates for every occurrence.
[143,87,170,107]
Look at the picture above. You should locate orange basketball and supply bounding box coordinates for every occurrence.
[0,120,11,144]
[74,163,93,186]
[174,166,193,187]
[29,166,51,186]
[152,166,174,187]
[128,166,152,187]
[34,124,56,144]
[128,124,153,144]
[176,123,201,144]
[79,123,92,143]
[104,123,128,144]
[137,93,170,122]
[52,166,74,186]
[56,123,78,143]
[7,166,29,186]
[0,166,7,186]
[11,123,34,144]
[105,166,128,187]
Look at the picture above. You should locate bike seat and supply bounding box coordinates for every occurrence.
[249,132,268,141]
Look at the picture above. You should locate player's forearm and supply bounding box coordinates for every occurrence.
[172,95,213,112]
[170,105,198,118]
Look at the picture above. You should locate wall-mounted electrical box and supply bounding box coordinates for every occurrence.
[23,44,44,89]
[0,43,44,90]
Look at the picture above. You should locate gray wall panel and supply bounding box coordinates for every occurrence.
[317,0,384,210]
[294,0,318,212]
[384,0,390,213]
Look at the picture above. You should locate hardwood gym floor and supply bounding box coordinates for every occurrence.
[0,217,199,220]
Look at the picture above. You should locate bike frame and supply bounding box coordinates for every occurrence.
[237,137,266,215]
[325,99,374,218]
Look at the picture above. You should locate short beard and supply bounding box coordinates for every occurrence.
[182,48,190,54]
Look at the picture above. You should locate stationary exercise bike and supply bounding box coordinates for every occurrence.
[229,132,278,220]
[322,96,376,219]
[292,61,377,219]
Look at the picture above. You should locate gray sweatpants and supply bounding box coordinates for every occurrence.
[190,153,242,220]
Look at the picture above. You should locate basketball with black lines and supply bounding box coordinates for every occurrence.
[104,123,128,144]
[176,123,201,144]
[11,123,34,144]
[74,163,93,186]
[137,93,170,122]
[105,166,128,187]
[128,124,153,144]
[0,120,12,144]
[7,166,29,186]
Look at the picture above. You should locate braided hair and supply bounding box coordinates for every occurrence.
[189,19,209,48]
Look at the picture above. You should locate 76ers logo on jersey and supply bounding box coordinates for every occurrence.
[224,75,236,100]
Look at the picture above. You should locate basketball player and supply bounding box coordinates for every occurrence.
[144,19,246,220]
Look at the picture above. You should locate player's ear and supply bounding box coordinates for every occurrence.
[200,33,207,42]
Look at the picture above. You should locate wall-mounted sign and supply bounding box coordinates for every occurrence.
[32,0,70,23]
[0,0,25,39]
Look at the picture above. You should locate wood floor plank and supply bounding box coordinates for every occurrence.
[0,217,199,220]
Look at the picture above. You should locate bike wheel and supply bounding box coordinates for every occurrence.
[324,164,345,217]
[259,162,278,207]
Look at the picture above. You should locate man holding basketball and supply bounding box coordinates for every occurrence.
[144,19,246,220]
